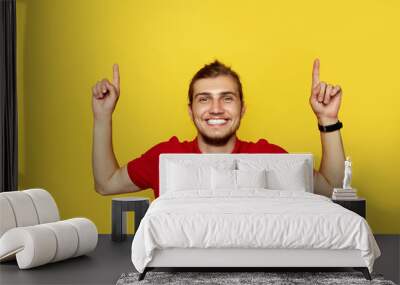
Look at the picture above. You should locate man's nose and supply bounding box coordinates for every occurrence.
[209,99,224,114]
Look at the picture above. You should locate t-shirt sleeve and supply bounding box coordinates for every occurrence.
[254,139,288,153]
[126,145,160,190]
[126,136,179,190]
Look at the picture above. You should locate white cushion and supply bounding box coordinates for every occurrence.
[266,166,307,191]
[166,160,235,192]
[167,162,211,191]
[237,169,267,189]
[211,169,268,190]
[238,159,308,191]
[211,168,236,190]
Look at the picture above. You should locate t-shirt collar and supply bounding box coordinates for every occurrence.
[192,136,241,154]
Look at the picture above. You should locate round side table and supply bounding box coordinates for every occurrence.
[111,197,150,242]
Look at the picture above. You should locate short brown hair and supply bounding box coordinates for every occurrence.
[188,60,243,105]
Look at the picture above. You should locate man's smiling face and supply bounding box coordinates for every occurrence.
[188,75,246,146]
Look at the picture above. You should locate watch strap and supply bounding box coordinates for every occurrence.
[318,120,343,132]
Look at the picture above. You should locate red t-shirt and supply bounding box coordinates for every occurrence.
[127,136,287,197]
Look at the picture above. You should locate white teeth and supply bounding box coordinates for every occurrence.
[207,119,227,125]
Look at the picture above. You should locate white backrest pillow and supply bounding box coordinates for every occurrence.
[237,158,310,191]
[236,169,268,189]
[159,154,313,195]
[211,168,236,190]
[165,159,236,192]
[211,168,268,190]
[166,162,210,191]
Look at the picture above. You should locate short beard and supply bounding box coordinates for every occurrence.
[199,132,236,147]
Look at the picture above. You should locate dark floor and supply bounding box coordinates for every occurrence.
[0,235,398,285]
[0,235,135,285]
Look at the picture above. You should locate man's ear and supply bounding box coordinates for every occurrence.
[188,104,193,120]
[240,103,246,118]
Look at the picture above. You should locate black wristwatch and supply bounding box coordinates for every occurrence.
[318,120,343,132]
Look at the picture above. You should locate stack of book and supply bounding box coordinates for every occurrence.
[332,188,358,200]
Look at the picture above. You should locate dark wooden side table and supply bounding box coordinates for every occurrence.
[332,197,366,218]
[112,197,150,241]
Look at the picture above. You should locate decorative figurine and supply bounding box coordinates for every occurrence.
[342,156,352,189]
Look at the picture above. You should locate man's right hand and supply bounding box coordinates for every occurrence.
[92,64,120,120]
[91,63,140,195]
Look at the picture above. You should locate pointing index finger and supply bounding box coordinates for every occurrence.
[113,63,120,89]
[312,58,320,87]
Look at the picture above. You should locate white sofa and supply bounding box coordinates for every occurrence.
[0,188,98,269]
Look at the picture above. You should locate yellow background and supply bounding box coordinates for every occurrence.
[16,0,400,234]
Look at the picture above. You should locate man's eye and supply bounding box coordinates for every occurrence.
[199,97,208,102]
[224,97,233,102]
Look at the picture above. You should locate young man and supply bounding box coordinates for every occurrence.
[92,60,345,198]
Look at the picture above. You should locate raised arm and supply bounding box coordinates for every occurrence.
[91,64,140,195]
[309,59,346,197]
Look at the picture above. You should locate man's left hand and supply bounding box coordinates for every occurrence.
[309,59,342,125]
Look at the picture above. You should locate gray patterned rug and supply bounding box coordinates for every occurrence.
[116,271,396,285]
